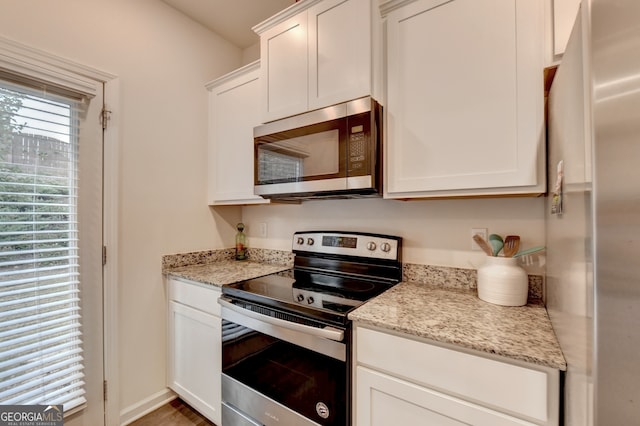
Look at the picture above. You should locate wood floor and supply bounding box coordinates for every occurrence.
[129,398,216,426]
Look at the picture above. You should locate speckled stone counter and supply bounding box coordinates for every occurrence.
[164,260,291,287]
[162,248,293,287]
[162,248,563,369]
[349,281,566,370]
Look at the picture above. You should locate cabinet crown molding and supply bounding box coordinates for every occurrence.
[252,0,324,34]
[205,60,260,90]
[379,0,436,17]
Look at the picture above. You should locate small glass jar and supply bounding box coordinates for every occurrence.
[477,256,528,306]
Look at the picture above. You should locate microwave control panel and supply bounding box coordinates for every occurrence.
[348,114,370,174]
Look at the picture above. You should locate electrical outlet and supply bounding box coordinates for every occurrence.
[471,228,488,251]
[259,222,268,238]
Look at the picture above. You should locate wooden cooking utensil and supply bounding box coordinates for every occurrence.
[473,234,494,257]
[503,235,521,257]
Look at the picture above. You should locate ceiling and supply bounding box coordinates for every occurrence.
[162,0,297,49]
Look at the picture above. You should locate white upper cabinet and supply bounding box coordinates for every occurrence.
[255,0,376,122]
[206,61,269,205]
[382,0,546,198]
[308,0,372,110]
[258,12,308,122]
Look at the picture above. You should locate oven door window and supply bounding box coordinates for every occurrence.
[256,119,347,185]
[222,319,346,425]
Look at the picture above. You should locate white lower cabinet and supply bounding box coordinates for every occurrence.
[354,326,560,426]
[167,278,221,424]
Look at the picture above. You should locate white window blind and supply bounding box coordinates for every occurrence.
[0,78,87,411]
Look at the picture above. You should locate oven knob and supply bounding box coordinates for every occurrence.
[316,402,330,419]
[307,238,315,246]
[307,297,314,304]
[381,242,392,253]
[366,241,377,251]
[296,294,305,302]
[296,237,304,245]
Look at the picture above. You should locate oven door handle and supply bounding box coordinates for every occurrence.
[218,298,345,342]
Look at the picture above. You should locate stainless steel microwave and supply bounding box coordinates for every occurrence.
[253,97,382,201]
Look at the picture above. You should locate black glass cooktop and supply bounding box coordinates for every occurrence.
[222,270,395,325]
[223,231,403,325]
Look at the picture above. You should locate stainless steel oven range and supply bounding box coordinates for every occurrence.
[219,231,402,426]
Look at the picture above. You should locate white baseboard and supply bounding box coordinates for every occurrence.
[119,388,177,426]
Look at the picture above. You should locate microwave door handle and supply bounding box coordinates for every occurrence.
[218,298,344,342]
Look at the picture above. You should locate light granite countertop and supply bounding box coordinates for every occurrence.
[349,281,566,371]
[162,249,565,371]
[164,260,291,287]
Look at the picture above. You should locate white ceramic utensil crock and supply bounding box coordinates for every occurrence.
[477,256,528,306]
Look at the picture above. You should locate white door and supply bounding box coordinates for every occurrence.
[0,78,105,425]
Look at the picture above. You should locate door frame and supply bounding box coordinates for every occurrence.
[103,77,120,426]
[0,35,120,426]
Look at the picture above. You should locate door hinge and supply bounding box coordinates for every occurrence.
[103,380,108,401]
[102,246,107,266]
[100,107,112,130]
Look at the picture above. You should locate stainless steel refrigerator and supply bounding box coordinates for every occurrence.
[546,0,640,424]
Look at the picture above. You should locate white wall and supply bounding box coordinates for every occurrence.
[0,0,242,421]
[242,196,546,273]
[242,42,261,65]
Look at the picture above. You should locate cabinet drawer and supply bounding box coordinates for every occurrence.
[168,278,221,316]
[356,366,536,426]
[356,327,555,423]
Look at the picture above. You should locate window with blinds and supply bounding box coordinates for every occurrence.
[0,79,86,411]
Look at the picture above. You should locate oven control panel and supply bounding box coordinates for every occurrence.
[292,231,401,261]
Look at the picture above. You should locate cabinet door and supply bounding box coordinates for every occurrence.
[168,301,221,425]
[260,12,309,122]
[308,0,371,110]
[356,327,556,424]
[208,62,268,205]
[385,0,545,198]
[356,366,537,426]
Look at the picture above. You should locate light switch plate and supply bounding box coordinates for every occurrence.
[471,228,488,251]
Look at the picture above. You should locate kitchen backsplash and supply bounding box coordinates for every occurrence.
[162,248,235,271]
[161,248,294,271]
[162,248,543,302]
[403,262,543,302]
[243,248,295,266]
